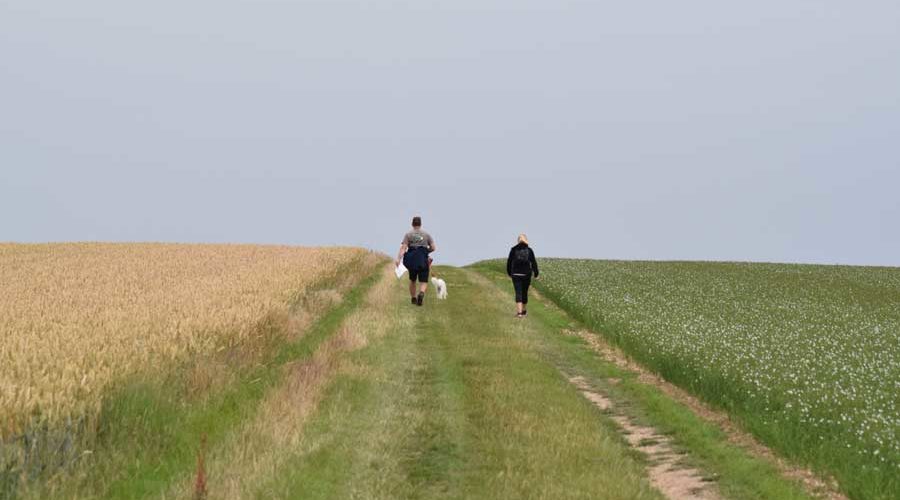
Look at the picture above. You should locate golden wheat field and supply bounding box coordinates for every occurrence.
[0,243,370,433]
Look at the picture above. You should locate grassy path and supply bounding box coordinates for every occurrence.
[237,270,660,499]
[218,265,815,499]
[29,263,823,499]
[255,266,661,499]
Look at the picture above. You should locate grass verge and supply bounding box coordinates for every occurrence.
[470,261,817,500]
[514,258,899,500]
[13,255,385,500]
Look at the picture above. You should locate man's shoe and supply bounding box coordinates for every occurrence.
[411,297,417,305]
[416,292,425,306]
[522,310,527,316]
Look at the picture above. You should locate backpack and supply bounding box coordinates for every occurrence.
[513,247,531,266]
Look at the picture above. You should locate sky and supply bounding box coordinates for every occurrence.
[2,1,899,266]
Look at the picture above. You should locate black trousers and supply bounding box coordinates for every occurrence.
[512,275,532,304]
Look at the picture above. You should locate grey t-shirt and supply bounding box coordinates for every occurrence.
[402,229,434,249]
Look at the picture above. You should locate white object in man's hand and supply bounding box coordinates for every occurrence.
[395,263,408,279]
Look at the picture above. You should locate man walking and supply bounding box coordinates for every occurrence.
[396,216,437,306]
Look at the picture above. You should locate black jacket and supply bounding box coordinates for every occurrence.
[507,243,539,278]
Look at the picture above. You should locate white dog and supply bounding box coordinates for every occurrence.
[431,277,448,299]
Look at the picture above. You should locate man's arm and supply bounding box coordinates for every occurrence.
[396,242,408,266]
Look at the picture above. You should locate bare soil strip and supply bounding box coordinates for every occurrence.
[568,375,722,500]
[562,328,847,500]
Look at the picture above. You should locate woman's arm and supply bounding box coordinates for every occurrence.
[506,248,514,276]
[530,248,539,278]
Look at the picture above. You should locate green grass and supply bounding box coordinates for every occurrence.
[11,258,868,499]
[471,262,815,500]
[13,257,384,500]
[487,258,900,500]
[263,267,663,499]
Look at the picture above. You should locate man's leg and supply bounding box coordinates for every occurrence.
[409,270,419,303]
[415,276,428,306]
[418,266,429,296]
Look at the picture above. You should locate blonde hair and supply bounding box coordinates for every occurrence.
[517,233,529,245]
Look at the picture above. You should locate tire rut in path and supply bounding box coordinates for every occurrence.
[567,375,722,500]
[467,269,720,500]
[561,327,847,500]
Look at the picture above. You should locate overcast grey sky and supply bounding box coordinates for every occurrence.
[2,1,898,266]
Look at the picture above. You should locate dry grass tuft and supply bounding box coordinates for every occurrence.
[194,434,208,500]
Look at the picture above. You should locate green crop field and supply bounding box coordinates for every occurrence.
[527,259,900,500]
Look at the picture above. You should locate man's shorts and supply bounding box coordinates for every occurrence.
[404,246,430,283]
[409,266,430,283]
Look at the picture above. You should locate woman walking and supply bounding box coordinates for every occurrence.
[507,234,539,318]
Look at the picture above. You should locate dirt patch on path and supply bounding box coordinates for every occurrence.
[569,375,721,500]
[563,329,847,500]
